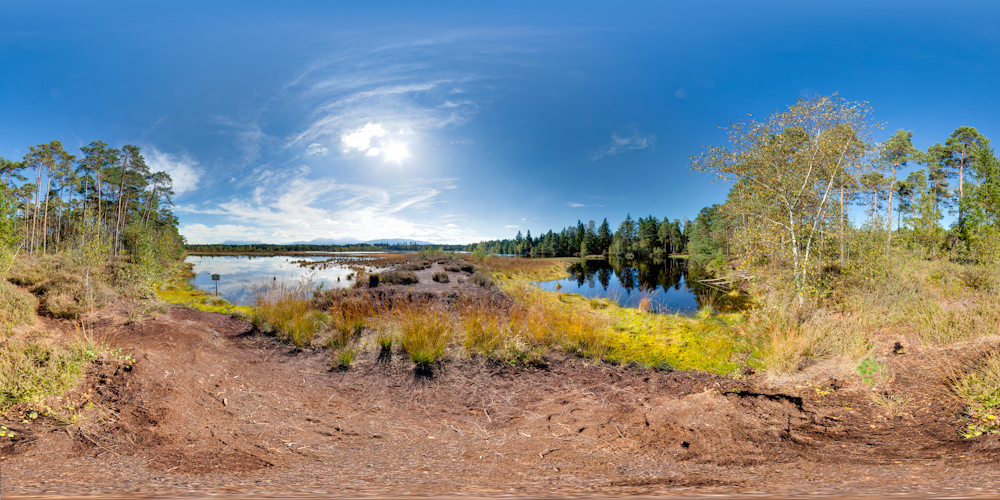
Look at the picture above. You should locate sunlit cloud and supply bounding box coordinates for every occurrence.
[177,169,477,244]
[144,147,201,196]
[504,224,519,228]
[341,123,388,156]
[566,201,585,208]
[591,131,654,161]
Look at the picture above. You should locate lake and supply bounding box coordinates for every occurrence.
[535,258,714,314]
[187,254,732,313]
[186,254,365,305]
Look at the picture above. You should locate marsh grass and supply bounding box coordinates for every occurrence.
[737,250,1000,377]
[249,280,329,348]
[396,306,451,367]
[474,255,572,281]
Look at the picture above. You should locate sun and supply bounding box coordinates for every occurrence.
[383,141,410,165]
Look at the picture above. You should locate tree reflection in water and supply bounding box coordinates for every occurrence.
[542,257,748,314]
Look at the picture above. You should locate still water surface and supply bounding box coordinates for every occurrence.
[186,255,361,305]
[187,254,714,313]
[535,258,705,314]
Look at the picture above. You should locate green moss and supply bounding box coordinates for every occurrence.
[154,274,253,317]
[512,285,747,375]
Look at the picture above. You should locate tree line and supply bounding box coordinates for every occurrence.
[1,140,184,279]
[465,216,689,259]
[185,242,467,253]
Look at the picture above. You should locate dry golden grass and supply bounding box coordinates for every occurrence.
[394,305,452,366]
[248,280,329,348]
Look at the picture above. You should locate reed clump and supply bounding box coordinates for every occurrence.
[395,306,452,367]
[249,280,328,348]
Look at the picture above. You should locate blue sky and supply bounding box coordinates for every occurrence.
[2,1,999,244]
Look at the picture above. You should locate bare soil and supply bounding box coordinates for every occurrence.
[3,304,1000,498]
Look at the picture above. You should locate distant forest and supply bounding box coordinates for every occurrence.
[185,242,467,253]
[464,215,691,259]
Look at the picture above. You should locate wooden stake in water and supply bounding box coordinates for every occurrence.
[212,274,220,296]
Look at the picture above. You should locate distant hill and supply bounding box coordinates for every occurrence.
[291,238,437,246]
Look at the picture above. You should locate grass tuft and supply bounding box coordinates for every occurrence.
[397,307,451,367]
[249,280,328,348]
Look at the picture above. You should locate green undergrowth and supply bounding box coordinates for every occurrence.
[0,280,37,335]
[951,351,1000,438]
[0,342,95,409]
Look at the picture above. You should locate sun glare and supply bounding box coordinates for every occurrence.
[383,141,410,165]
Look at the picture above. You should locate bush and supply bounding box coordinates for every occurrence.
[0,340,95,409]
[951,350,1000,437]
[380,270,419,285]
[470,271,495,289]
[7,254,58,286]
[398,260,432,271]
[0,280,37,334]
[31,271,117,319]
[445,262,476,273]
[432,271,450,283]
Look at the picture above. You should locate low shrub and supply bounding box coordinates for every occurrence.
[380,270,420,285]
[0,340,96,409]
[951,350,1000,437]
[470,271,495,289]
[0,280,37,334]
[445,263,476,273]
[31,271,117,319]
[432,271,450,283]
[7,254,60,286]
[398,260,432,272]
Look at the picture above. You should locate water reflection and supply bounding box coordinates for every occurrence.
[186,255,361,305]
[536,258,743,315]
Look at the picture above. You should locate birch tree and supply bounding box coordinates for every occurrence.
[691,94,878,305]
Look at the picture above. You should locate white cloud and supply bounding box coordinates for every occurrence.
[144,147,201,196]
[591,131,654,161]
[306,143,328,156]
[342,123,388,156]
[177,170,478,244]
[504,224,519,228]
[566,202,585,208]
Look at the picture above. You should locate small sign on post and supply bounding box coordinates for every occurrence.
[211,274,220,296]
